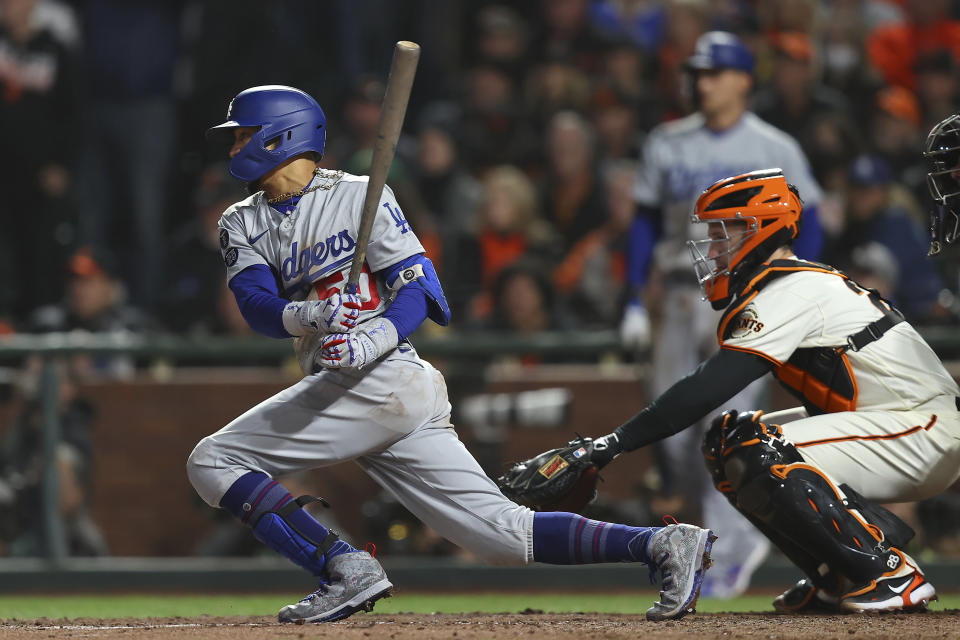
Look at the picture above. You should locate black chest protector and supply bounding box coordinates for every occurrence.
[718,260,905,415]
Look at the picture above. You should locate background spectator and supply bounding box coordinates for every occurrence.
[540,110,606,252]
[0,0,80,320]
[448,166,558,324]
[29,247,151,380]
[161,164,248,336]
[824,155,951,322]
[553,160,635,328]
[73,0,183,312]
[1,362,108,557]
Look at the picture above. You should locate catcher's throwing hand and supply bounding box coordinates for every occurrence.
[319,319,399,370]
[497,433,622,512]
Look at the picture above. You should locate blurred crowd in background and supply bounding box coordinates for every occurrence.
[3,0,960,560]
[1,0,960,343]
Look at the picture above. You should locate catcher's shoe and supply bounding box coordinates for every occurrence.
[772,578,840,613]
[645,524,717,621]
[840,569,936,613]
[278,551,393,623]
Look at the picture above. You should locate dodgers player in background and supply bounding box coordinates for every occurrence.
[186,85,717,624]
[619,31,825,597]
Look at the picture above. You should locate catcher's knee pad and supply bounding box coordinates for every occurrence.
[740,463,914,584]
[702,409,801,503]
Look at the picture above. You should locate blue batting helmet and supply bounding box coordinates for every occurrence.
[207,85,326,182]
[686,31,754,74]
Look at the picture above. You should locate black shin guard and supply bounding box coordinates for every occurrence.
[703,410,913,586]
[738,464,904,584]
[704,411,836,589]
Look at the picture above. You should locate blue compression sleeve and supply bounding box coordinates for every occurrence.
[228,264,291,339]
[381,254,451,335]
[383,285,428,341]
[627,207,659,292]
[793,203,824,261]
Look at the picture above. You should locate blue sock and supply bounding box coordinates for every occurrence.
[532,512,659,565]
[220,471,356,574]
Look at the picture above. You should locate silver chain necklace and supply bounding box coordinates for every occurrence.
[266,168,344,203]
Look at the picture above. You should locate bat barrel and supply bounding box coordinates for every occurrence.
[347,41,421,291]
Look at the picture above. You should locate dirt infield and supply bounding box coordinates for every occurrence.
[3,611,960,639]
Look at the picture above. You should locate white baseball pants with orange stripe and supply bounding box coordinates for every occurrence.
[768,395,960,503]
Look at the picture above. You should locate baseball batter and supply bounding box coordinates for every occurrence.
[621,31,825,597]
[185,85,716,624]
[586,168,960,612]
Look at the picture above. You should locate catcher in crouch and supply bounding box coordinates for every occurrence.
[505,168,960,613]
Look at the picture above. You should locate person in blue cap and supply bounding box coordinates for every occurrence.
[825,154,951,322]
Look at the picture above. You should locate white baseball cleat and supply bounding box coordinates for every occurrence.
[645,524,717,621]
[278,551,393,623]
[840,570,936,613]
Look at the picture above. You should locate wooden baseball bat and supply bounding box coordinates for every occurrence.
[346,40,421,293]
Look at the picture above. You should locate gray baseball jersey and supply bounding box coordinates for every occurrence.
[193,171,536,563]
[218,170,423,320]
[635,112,822,274]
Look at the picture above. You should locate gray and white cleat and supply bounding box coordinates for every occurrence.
[645,524,717,621]
[278,551,393,623]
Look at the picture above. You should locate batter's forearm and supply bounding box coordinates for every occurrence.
[229,265,291,339]
[382,285,428,340]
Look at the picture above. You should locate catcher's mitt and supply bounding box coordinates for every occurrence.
[497,436,618,512]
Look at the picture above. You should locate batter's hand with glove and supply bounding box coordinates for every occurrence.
[497,433,623,512]
[295,318,399,374]
[317,318,399,371]
[283,291,362,336]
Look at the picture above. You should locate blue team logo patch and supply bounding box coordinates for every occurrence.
[219,229,229,249]
[383,202,409,234]
[573,447,587,459]
[224,247,238,267]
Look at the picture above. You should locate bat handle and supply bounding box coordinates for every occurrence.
[343,282,359,296]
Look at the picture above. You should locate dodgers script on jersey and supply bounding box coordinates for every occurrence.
[635,112,822,273]
[719,268,959,411]
[217,170,424,321]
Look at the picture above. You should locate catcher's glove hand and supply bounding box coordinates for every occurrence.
[497,433,621,512]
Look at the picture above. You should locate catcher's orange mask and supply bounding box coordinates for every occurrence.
[688,169,802,309]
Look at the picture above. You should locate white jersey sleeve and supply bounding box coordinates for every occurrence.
[218,196,272,282]
[364,184,425,272]
[719,281,823,365]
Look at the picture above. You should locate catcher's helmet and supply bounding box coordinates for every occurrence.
[688,169,803,309]
[923,113,960,254]
[685,31,754,74]
[207,85,326,182]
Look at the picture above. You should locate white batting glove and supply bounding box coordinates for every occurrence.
[282,292,362,336]
[318,319,399,370]
[619,300,651,350]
